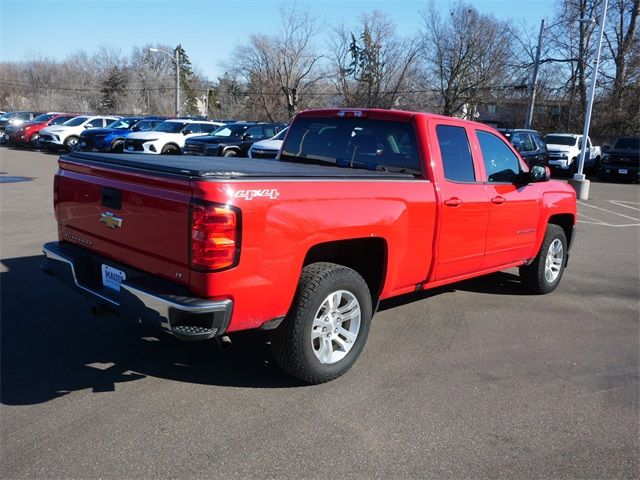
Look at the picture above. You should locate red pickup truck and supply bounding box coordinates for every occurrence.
[43,108,577,384]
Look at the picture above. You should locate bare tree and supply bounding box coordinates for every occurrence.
[330,11,420,109]
[225,1,326,121]
[419,1,514,117]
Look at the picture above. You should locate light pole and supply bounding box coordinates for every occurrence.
[149,45,181,117]
[524,20,545,130]
[569,0,608,200]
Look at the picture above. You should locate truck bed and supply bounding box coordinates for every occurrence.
[62,152,416,180]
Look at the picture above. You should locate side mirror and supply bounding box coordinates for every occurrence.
[183,129,193,135]
[84,124,93,129]
[530,165,551,183]
[242,133,253,140]
[131,125,140,131]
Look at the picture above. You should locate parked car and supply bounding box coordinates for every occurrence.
[38,115,120,151]
[598,136,640,182]
[123,119,222,154]
[4,113,78,147]
[183,122,287,157]
[79,116,168,153]
[498,128,549,168]
[545,133,601,175]
[0,111,45,132]
[248,127,288,159]
[43,108,577,384]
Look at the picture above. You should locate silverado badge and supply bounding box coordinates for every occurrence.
[100,212,123,229]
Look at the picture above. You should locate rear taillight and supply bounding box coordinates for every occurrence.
[190,201,241,271]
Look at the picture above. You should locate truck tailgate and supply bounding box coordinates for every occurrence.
[56,157,192,286]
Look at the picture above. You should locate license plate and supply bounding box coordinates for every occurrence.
[127,146,134,151]
[619,169,628,174]
[80,141,86,147]
[101,265,126,292]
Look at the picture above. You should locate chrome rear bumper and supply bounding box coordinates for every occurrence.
[42,241,232,341]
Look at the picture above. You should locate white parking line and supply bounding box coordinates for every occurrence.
[609,200,640,211]
[577,201,640,221]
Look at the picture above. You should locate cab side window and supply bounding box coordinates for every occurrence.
[245,126,263,139]
[436,125,475,182]
[477,130,522,183]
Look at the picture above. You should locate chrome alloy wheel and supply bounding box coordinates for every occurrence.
[67,137,79,151]
[544,238,564,283]
[311,290,361,365]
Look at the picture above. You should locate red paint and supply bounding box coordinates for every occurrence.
[54,109,577,333]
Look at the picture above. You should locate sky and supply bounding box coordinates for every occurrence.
[0,0,556,80]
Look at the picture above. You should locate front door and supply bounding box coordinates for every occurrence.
[474,129,541,269]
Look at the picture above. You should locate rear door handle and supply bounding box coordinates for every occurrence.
[444,197,462,207]
[491,196,506,205]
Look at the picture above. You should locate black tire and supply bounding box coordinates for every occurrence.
[161,144,179,155]
[223,149,237,157]
[64,136,79,152]
[519,224,567,294]
[29,133,40,147]
[271,262,373,384]
[569,157,578,176]
[111,139,124,153]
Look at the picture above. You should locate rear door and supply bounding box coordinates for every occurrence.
[473,129,541,269]
[430,121,490,281]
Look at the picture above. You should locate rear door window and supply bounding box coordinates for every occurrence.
[436,125,476,182]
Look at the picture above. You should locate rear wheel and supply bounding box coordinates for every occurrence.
[519,224,567,294]
[223,149,237,157]
[29,133,40,147]
[271,262,373,384]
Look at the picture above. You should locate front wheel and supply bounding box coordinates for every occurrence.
[271,262,373,384]
[64,136,79,152]
[223,149,237,157]
[519,224,567,294]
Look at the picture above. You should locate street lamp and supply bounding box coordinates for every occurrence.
[149,45,181,117]
[569,0,608,200]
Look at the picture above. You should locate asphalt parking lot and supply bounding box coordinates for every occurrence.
[1,147,638,479]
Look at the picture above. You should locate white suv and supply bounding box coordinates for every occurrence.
[123,119,223,154]
[39,115,119,151]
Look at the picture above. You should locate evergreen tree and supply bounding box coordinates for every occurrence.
[177,45,199,115]
[100,65,127,113]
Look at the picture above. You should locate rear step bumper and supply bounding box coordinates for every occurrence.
[42,241,232,341]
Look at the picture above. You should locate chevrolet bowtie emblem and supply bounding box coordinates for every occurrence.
[99,212,123,229]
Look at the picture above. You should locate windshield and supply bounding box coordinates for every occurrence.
[108,118,139,129]
[614,137,640,150]
[209,124,248,137]
[544,135,577,146]
[32,114,56,123]
[279,118,421,175]
[0,112,18,121]
[271,127,288,140]
[62,116,89,126]
[153,121,188,133]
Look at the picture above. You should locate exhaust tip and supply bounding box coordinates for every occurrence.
[215,335,232,350]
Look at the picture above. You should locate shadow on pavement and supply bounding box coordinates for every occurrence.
[1,255,304,406]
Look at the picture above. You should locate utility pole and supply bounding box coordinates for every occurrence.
[524,20,545,130]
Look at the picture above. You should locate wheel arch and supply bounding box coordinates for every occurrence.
[303,237,388,304]
[548,213,575,248]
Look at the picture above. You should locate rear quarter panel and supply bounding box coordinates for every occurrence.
[191,179,436,332]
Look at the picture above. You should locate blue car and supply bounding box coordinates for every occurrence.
[79,116,167,153]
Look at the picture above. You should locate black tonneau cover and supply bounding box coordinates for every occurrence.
[62,152,416,180]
